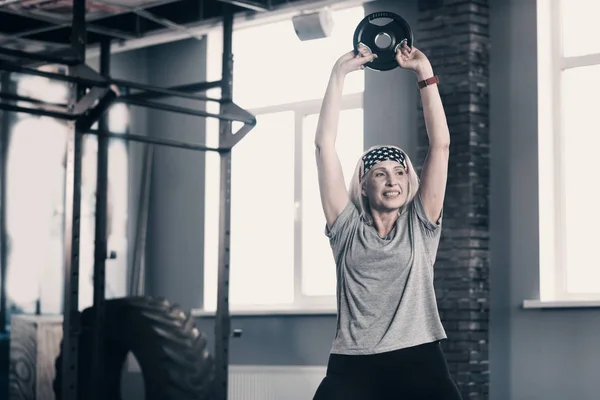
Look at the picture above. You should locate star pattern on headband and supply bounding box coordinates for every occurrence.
[362,146,407,175]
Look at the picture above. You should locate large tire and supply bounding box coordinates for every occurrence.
[53,296,214,400]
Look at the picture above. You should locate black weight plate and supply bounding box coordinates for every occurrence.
[353,11,414,71]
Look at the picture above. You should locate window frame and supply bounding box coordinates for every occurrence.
[536,0,600,304]
[200,6,367,314]
[201,93,363,314]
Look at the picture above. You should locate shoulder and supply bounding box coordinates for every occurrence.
[325,200,360,242]
[408,193,443,234]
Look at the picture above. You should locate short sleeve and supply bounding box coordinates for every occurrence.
[412,193,443,232]
[324,201,359,244]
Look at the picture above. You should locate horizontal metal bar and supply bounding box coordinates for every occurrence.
[86,129,223,152]
[0,46,79,66]
[0,61,106,86]
[0,91,68,108]
[119,97,255,124]
[110,77,219,103]
[0,61,219,104]
[0,101,75,119]
[0,87,116,125]
[121,80,223,101]
[215,0,272,12]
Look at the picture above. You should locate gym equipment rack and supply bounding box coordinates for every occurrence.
[0,0,267,399]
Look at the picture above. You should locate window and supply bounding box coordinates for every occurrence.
[229,111,296,306]
[5,73,130,317]
[537,0,600,302]
[203,6,365,312]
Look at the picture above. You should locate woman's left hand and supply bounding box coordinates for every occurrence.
[395,42,431,75]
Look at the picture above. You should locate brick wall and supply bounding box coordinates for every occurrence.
[415,1,490,399]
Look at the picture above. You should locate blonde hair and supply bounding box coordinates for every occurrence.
[348,145,420,225]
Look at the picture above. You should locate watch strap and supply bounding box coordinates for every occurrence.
[417,75,439,89]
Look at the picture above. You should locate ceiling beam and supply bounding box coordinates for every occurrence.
[0,0,181,44]
[0,7,135,40]
[214,0,272,12]
[85,0,375,58]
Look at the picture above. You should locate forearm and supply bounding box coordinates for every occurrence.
[315,70,345,149]
[416,65,450,148]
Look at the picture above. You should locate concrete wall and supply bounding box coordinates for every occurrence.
[87,47,150,297]
[143,38,208,311]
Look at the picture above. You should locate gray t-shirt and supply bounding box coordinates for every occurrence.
[325,194,447,355]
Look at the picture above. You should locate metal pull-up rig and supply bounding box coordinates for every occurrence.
[0,1,260,399]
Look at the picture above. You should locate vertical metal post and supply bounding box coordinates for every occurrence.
[90,38,110,400]
[130,145,153,297]
[0,72,10,334]
[61,0,87,398]
[214,4,234,400]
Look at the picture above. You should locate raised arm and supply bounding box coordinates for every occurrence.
[397,43,450,223]
[315,48,376,228]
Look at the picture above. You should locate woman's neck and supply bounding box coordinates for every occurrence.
[370,209,399,238]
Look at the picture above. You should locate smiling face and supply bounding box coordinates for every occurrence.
[361,160,409,212]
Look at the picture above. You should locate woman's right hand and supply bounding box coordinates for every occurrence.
[333,43,378,76]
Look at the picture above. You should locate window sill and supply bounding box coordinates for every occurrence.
[522,299,600,309]
[191,307,337,317]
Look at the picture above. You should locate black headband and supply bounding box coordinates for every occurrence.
[362,146,407,176]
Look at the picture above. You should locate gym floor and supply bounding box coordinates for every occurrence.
[0,0,599,400]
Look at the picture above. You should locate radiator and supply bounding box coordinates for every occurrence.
[228,365,326,400]
[127,356,326,399]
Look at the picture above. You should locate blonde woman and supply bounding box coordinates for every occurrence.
[312,43,462,399]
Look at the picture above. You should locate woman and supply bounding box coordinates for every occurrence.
[312,42,462,400]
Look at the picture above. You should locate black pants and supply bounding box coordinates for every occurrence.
[313,341,463,400]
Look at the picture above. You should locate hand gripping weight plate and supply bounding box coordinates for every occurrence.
[353,11,414,71]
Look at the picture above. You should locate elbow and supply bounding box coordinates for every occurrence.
[431,130,450,150]
[430,140,450,151]
[315,138,335,151]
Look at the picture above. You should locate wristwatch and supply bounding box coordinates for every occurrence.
[417,75,439,89]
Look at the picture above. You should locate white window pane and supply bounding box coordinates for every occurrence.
[561,65,600,293]
[229,111,296,306]
[301,109,364,296]
[6,117,67,313]
[108,103,130,133]
[560,0,600,57]
[106,140,129,300]
[79,135,99,311]
[231,6,365,109]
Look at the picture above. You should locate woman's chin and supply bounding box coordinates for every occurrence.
[374,197,407,211]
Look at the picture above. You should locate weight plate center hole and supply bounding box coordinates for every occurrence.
[374,32,392,50]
